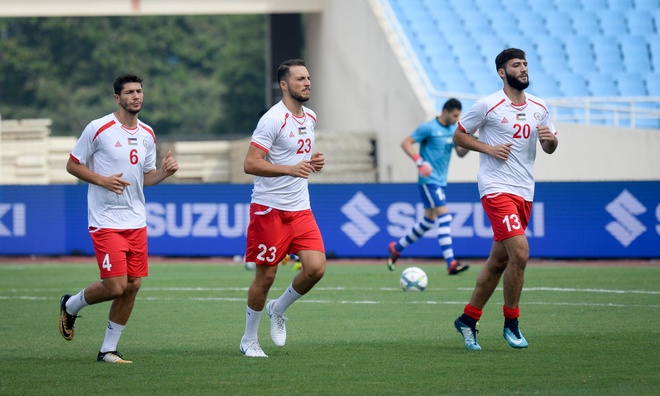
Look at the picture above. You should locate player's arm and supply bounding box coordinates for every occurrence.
[454,144,469,158]
[66,156,130,194]
[401,135,432,177]
[453,127,512,161]
[243,143,315,179]
[537,125,558,154]
[144,151,178,186]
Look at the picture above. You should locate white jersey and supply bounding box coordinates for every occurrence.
[250,101,317,211]
[457,90,557,201]
[70,113,157,229]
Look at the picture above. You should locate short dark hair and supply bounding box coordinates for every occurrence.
[113,74,143,95]
[443,98,462,112]
[495,48,526,71]
[277,59,307,82]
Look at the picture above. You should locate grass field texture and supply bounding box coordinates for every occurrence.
[1,260,659,395]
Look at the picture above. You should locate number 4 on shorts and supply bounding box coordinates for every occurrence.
[102,254,112,271]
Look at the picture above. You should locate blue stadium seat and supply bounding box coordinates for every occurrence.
[474,34,508,61]
[544,11,575,36]
[528,0,556,14]
[565,37,597,75]
[434,15,466,37]
[555,0,584,13]
[469,70,503,95]
[571,10,602,37]
[592,36,625,74]
[615,72,648,95]
[534,37,568,73]
[557,73,591,97]
[587,74,619,96]
[619,36,652,75]
[607,0,635,12]
[474,0,504,13]
[518,11,550,37]
[529,72,562,97]
[598,10,630,36]
[645,72,660,95]
[646,36,660,72]
[625,10,656,37]
[633,0,660,12]
[490,18,525,45]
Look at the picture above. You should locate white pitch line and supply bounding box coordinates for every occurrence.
[1,295,659,308]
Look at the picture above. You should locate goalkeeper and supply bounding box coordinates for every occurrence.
[387,98,470,275]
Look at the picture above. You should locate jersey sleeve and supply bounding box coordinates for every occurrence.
[410,123,431,143]
[538,102,558,137]
[144,135,157,172]
[70,122,97,165]
[251,115,282,152]
[457,99,489,135]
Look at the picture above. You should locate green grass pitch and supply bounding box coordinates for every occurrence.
[1,260,659,395]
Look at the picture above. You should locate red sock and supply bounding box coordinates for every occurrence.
[503,305,520,319]
[464,304,483,321]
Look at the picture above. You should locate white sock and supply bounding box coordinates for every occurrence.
[66,289,88,315]
[242,306,262,342]
[100,320,125,353]
[272,284,303,315]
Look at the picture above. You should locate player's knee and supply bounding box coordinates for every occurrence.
[303,261,326,281]
[126,278,141,294]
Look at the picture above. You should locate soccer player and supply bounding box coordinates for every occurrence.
[59,74,179,363]
[239,59,326,358]
[451,48,558,350]
[387,98,470,275]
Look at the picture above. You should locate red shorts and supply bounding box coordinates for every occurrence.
[481,193,532,242]
[245,203,325,267]
[89,227,149,278]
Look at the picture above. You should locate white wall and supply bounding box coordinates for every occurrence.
[306,0,431,183]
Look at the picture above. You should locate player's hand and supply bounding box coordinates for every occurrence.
[161,151,179,176]
[417,162,433,177]
[488,143,513,161]
[310,152,325,172]
[412,154,432,177]
[291,160,316,179]
[537,125,555,142]
[104,173,130,194]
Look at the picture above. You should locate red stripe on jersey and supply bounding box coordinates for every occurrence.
[528,98,548,113]
[92,120,116,141]
[251,141,268,153]
[306,112,316,122]
[457,122,468,132]
[279,113,290,133]
[69,153,81,163]
[486,99,506,115]
[139,122,157,143]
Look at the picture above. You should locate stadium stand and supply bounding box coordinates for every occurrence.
[387,0,659,128]
[0,119,77,184]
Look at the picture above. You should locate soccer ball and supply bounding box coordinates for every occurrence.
[399,267,428,292]
[243,255,256,271]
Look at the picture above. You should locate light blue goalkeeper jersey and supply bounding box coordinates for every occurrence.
[410,118,457,186]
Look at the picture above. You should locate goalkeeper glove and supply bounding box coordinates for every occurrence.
[413,154,432,177]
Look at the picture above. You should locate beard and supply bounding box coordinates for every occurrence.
[121,101,141,114]
[289,88,310,103]
[505,71,530,91]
